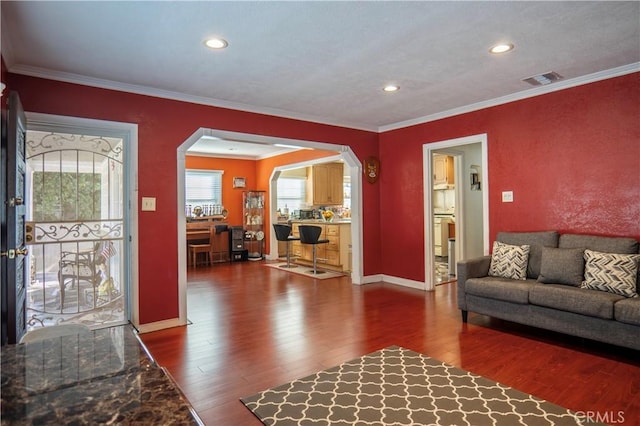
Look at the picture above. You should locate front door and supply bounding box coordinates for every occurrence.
[1,91,28,344]
[24,127,127,329]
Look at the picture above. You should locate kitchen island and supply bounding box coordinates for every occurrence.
[290,220,352,273]
[1,325,202,425]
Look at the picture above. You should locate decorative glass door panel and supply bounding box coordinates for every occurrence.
[24,131,126,329]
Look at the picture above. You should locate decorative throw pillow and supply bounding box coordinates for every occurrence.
[537,247,585,286]
[580,249,640,298]
[488,241,530,280]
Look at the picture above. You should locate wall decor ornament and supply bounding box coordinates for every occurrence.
[364,156,380,183]
[233,177,246,188]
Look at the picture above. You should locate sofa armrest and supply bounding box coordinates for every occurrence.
[456,256,491,311]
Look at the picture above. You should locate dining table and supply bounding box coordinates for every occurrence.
[0,324,202,425]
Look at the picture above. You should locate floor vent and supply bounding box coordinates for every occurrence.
[522,71,563,86]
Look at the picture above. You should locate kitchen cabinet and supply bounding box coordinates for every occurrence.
[433,154,454,187]
[307,163,344,205]
[290,221,351,272]
[243,190,265,259]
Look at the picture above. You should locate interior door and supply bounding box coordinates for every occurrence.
[1,91,28,345]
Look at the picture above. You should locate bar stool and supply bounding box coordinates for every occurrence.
[273,224,300,268]
[298,225,330,275]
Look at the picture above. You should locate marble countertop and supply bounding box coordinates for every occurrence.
[1,325,202,425]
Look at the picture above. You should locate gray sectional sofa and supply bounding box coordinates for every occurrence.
[457,231,640,351]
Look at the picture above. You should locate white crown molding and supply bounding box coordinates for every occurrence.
[379,63,640,133]
[8,62,638,135]
[8,63,379,133]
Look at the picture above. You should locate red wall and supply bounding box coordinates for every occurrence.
[379,72,640,282]
[8,73,380,325]
[7,70,638,323]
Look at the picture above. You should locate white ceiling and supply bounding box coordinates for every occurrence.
[2,1,639,157]
[188,136,304,160]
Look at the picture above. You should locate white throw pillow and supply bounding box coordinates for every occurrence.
[488,241,530,280]
[580,249,639,298]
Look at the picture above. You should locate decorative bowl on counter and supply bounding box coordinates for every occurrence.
[321,210,334,222]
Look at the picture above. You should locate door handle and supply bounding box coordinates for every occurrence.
[9,197,23,206]
[0,248,28,259]
[15,247,28,256]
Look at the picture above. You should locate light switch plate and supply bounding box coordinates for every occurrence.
[502,191,514,203]
[141,197,156,211]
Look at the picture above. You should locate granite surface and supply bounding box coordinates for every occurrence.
[1,325,202,425]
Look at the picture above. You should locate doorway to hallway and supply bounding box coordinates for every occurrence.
[423,134,489,290]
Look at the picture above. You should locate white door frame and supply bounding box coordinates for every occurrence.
[423,134,489,291]
[267,147,363,284]
[25,112,139,326]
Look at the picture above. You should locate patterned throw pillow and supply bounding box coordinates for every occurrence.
[488,241,530,280]
[581,249,640,298]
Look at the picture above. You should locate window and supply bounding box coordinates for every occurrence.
[185,170,223,214]
[276,177,306,212]
[343,177,351,210]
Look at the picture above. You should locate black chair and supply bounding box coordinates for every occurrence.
[298,225,330,275]
[273,224,300,268]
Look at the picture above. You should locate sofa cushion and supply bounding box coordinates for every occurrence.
[466,277,536,304]
[529,284,624,320]
[497,231,559,279]
[614,298,640,326]
[488,241,530,280]
[537,247,585,286]
[559,234,638,254]
[580,250,639,298]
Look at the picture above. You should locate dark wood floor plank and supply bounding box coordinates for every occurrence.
[140,261,640,426]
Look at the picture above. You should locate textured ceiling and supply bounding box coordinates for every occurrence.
[2,1,639,147]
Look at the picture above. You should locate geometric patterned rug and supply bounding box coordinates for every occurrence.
[241,346,602,425]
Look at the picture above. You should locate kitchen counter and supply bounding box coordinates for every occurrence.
[289,221,352,272]
[1,325,202,425]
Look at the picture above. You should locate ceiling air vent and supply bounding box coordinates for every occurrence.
[522,71,563,86]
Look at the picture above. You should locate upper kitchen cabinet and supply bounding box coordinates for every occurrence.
[307,162,344,205]
[433,154,455,189]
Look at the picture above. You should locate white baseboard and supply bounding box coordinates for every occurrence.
[382,274,426,291]
[360,274,384,284]
[135,318,188,334]
[360,273,427,291]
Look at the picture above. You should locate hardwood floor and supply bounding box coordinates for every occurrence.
[139,261,640,425]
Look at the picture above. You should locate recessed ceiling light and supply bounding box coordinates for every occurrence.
[205,38,228,49]
[383,84,400,92]
[489,43,514,54]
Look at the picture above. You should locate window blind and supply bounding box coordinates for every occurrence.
[276,177,306,212]
[185,169,223,207]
